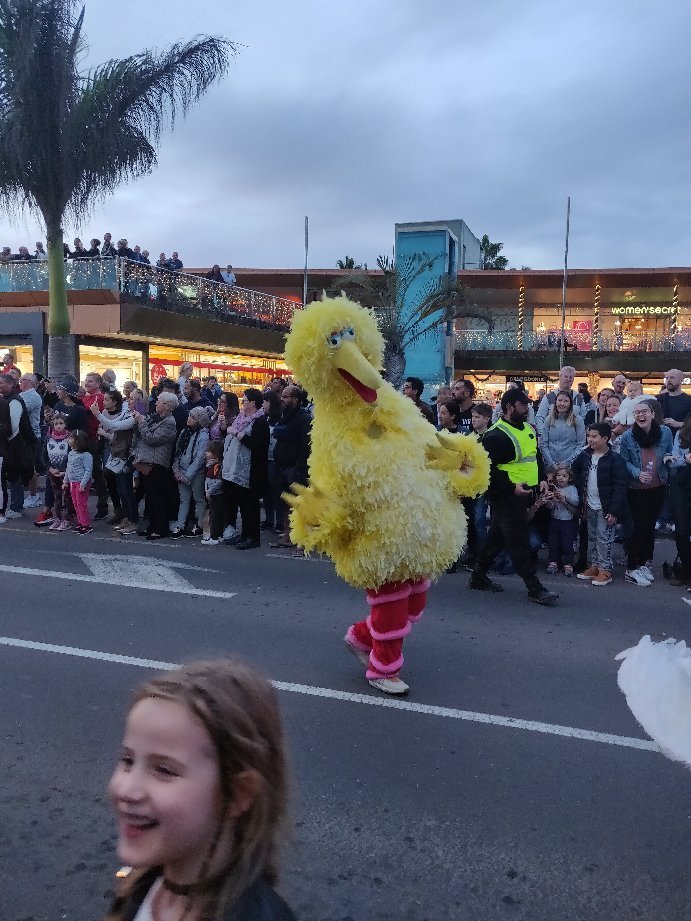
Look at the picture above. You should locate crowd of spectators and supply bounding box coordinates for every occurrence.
[404,366,691,594]
[0,232,238,284]
[2,353,689,598]
[0,355,311,552]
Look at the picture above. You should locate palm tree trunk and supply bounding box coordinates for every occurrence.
[384,346,406,390]
[46,221,75,379]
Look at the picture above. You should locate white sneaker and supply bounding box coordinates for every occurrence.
[5,509,23,519]
[23,495,43,508]
[368,676,410,695]
[625,568,651,586]
[201,537,221,546]
[0,515,6,524]
[223,525,238,540]
[639,565,655,582]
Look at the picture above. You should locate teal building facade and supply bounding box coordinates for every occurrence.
[395,219,481,393]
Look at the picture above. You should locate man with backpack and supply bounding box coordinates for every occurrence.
[0,373,37,518]
[535,366,589,434]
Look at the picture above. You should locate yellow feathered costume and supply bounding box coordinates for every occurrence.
[284,295,489,590]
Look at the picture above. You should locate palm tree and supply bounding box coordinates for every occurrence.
[332,253,494,388]
[336,255,362,270]
[0,0,234,377]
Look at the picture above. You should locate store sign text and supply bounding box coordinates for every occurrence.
[610,305,675,316]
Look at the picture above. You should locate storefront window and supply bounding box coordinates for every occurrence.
[0,344,34,373]
[79,345,144,391]
[532,305,594,351]
[148,346,290,395]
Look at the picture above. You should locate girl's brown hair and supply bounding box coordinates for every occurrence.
[105,660,289,921]
[206,439,224,460]
[679,415,691,450]
[69,429,90,453]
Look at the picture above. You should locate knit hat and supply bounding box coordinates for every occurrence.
[188,405,213,428]
[58,374,81,398]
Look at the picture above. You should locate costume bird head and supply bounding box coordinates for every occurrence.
[284,295,384,406]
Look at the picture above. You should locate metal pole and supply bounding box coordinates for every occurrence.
[303,216,309,306]
[559,196,571,369]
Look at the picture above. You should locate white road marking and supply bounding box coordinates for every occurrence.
[0,562,236,599]
[27,550,219,573]
[0,636,659,754]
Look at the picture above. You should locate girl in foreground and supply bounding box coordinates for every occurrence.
[106,661,296,921]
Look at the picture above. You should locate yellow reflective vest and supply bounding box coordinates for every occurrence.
[491,418,539,487]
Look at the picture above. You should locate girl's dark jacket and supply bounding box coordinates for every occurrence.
[571,446,629,521]
[109,869,296,921]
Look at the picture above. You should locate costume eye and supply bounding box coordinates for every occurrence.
[327,331,342,348]
[341,326,356,340]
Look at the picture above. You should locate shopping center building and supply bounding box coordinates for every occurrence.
[0,259,299,393]
[205,263,691,400]
[453,267,691,400]
[1,240,689,401]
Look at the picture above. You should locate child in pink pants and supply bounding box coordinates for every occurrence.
[63,430,94,533]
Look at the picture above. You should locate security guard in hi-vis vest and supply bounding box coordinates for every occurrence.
[469,388,559,606]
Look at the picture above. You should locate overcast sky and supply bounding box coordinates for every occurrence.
[2,0,690,271]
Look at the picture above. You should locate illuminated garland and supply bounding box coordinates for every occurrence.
[670,283,679,339]
[592,283,601,351]
[517,284,525,350]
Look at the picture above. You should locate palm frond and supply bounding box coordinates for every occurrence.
[0,1,234,224]
[329,252,494,377]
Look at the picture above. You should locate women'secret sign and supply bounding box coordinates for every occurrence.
[610,305,675,316]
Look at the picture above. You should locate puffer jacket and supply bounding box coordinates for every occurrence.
[133,413,177,467]
[572,446,630,521]
[172,426,209,481]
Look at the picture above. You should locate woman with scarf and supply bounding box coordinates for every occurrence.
[619,402,674,586]
[221,388,269,550]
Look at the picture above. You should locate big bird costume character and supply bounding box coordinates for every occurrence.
[283,295,490,695]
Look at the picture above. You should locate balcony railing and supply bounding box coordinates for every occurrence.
[0,257,117,291]
[455,329,691,353]
[0,257,300,330]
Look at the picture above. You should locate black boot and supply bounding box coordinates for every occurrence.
[527,579,559,606]
[468,572,504,593]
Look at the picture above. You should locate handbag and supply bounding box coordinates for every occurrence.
[133,461,154,476]
[105,455,127,474]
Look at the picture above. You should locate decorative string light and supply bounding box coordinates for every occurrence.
[670,283,679,340]
[517,284,525,350]
[592,283,601,351]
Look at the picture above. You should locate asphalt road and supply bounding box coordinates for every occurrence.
[1,518,690,921]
